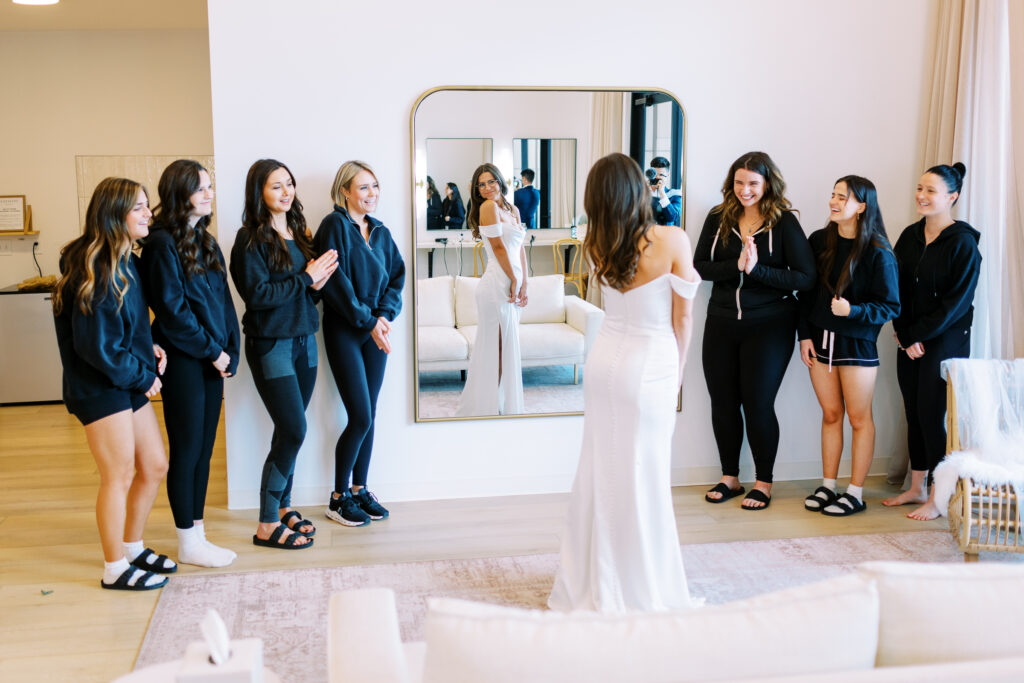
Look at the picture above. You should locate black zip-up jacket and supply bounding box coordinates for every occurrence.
[140,228,240,374]
[892,219,981,346]
[694,210,816,320]
[426,194,443,229]
[798,230,900,342]
[229,228,321,339]
[313,205,405,331]
[54,255,157,411]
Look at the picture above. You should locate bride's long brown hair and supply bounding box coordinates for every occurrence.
[583,153,654,291]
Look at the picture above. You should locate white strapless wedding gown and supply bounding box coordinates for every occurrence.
[548,272,701,612]
[455,221,526,417]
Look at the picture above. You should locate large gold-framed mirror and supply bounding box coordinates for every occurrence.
[411,87,685,422]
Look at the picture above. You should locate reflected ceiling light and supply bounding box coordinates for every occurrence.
[13,0,61,5]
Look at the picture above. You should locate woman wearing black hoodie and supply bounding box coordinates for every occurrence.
[883,162,980,521]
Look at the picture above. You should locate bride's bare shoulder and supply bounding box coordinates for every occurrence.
[648,224,691,254]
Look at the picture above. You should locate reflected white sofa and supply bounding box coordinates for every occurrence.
[328,561,1024,683]
[416,274,603,380]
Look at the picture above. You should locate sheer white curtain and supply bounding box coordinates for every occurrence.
[584,93,626,307]
[549,139,576,228]
[922,0,1024,360]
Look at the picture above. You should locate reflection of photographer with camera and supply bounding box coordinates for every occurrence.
[646,156,682,226]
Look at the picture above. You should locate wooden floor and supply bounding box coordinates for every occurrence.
[0,402,944,682]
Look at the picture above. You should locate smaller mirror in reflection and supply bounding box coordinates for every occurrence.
[425,137,492,231]
[512,138,577,229]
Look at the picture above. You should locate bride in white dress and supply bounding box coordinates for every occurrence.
[549,153,701,613]
[455,164,528,417]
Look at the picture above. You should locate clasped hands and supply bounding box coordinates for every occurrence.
[736,236,758,274]
[894,333,926,359]
[508,281,528,307]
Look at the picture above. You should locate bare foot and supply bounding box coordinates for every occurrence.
[881,489,928,507]
[706,476,742,501]
[907,501,942,520]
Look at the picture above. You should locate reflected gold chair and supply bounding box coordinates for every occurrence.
[553,238,586,298]
[473,240,485,277]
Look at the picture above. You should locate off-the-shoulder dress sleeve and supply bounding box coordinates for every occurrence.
[479,223,503,238]
[667,272,701,299]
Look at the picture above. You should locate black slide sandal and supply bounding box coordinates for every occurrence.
[705,483,746,503]
[822,493,867,516]
[130,548,177,574]
[101,567,167,591]
[252,525,314,550]
[741,489,772,510]
[804,486,839,511]
[280,510,316,537]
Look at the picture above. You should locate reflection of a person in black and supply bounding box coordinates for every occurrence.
[648,156,682,226]
[426,176,443,229]
[514,168,541,228]
[441,182,465,230]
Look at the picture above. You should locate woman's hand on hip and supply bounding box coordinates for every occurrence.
[153,344,168,375]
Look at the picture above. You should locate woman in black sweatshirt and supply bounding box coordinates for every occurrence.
[883,162,980,521]
[694,152,816,510]
[229,159,338,549]
[53,177,175,591]
[797,176,899,517]
[441,182,465,230]
[140,160,240,567]
[314,161,405,527]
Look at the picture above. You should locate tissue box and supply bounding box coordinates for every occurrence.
[176,638,264,683]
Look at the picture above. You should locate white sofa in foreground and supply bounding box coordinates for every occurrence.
[416,274,603,381]
[328,561,1024,683]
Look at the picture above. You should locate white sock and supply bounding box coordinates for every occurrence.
[123,540,145,562]
[195,520,237,563]
[823,478,837,491]
[103,557,163,587]
[177,526,234,568]
[846,484,864,502]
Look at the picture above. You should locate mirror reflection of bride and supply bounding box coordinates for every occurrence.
[455,164,528,417]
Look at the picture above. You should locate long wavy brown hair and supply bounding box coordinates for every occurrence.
[712,151,792,246]
[583,153,654,291]
[53,177,146,315]
[150,159,223,278]
[239,159,315,271]
[466,163,513,240]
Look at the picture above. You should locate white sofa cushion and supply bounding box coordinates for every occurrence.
[417,276,455,328]
[857,561,1024,667]
[519,323,583,361]
[417,327,468,363]
[421,573,878,683]
[521,274,565,324]
[454,276,479,328]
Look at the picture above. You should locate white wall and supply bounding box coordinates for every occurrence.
[0,30,213,285]
[209,0,936,507]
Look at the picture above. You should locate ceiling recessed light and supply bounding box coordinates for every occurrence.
[13,0,61,5]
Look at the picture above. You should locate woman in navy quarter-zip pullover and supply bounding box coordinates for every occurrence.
[53,177,176,591]
[883,162,980,521]
[229,159,338,550]
[694,152,816,511]
[314,161,405,528]
[140,160,240,567]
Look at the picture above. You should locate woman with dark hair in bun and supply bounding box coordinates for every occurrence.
[883,162,980,520]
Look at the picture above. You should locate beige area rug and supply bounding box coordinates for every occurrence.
[136,530,1018,680]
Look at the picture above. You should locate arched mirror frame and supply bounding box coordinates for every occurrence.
[410,86,687,423]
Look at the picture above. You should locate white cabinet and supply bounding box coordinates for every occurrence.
[0,291,63,403]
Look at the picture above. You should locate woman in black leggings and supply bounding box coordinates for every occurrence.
[694,152,816,509]
[314,161,405,527]
[884,162,980,521]
[141,160,239,567]
[229,159,338,549]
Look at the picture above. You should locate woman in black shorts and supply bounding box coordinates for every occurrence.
[798,176,899,516]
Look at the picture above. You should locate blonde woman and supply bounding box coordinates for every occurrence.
[53,177,175,590]
[313,161,405,526]
[455,163,527,417]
